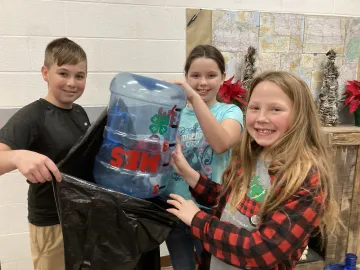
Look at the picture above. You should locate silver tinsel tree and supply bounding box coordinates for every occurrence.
[318,49,340,127]
[242,46,256,90]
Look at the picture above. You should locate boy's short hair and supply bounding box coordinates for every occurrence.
[44,37,87,69]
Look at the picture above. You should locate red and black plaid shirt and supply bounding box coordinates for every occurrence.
[189,166,323,270]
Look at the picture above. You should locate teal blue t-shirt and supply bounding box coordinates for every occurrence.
[163,102,243,201]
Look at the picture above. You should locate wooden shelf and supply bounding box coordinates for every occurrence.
[323,125,360,145]
[322,125,360,134]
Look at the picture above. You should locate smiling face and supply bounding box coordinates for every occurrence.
[42,61,87,109]
[246,80,293,148]
[185,57,225,107]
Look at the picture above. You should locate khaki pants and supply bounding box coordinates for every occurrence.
[29,223,65,270]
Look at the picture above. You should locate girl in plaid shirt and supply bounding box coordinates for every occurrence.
[167,71,339,269]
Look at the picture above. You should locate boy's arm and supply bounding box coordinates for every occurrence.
[0,106,62,182]
[0,143,17,174]
[0,143,62,182]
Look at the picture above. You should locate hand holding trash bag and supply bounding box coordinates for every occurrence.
[14,150,62,183]
[167,193,201,226]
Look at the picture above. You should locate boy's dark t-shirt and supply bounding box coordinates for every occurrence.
[0,98,89,226]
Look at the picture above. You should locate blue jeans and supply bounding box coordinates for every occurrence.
[165,221,203,270]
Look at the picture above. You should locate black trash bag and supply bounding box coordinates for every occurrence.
[54,109,178,270]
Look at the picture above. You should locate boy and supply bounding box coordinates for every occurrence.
[0,37,90,270]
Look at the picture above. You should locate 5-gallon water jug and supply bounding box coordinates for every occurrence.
[324,253,358,270]
[93,72,187,198]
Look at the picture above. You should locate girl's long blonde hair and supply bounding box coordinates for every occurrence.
[222,71,339,238]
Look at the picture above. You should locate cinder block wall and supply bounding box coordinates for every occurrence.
[1,0,359,269]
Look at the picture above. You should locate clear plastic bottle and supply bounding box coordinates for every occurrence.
[93,72,186,198]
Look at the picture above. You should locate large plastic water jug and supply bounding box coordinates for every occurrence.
[93,72,187,198]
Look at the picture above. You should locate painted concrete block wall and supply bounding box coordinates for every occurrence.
[0,0,359,269]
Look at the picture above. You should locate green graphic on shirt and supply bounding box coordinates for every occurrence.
[247,175,267,202]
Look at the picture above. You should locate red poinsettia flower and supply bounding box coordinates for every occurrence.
[218,76,247,106]
[343,80,360,113]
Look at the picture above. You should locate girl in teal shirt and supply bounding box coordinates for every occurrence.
[163,45,243,270]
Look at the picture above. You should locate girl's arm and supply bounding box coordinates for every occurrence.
[170,170,323,269]
[189,173,221,207]
[171,80,242,154]
[189,94,242,153]
[171,141,221,206]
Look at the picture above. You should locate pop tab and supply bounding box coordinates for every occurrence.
[93,73,186,198]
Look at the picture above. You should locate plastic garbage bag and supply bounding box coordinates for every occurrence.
[53,109,178,270]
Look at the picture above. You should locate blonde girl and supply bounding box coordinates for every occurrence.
[167,71,339,270]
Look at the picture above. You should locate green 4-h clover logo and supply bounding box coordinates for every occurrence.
[149,113,169,135]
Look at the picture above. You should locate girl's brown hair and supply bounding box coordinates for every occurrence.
[222,71,339,238]
[185,45,225,75]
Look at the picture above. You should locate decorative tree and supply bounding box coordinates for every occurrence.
[242,46,257,90]
[318,49,340,127]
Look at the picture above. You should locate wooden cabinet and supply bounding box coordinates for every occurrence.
[324,126,360,262]
[297,125,360,269]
